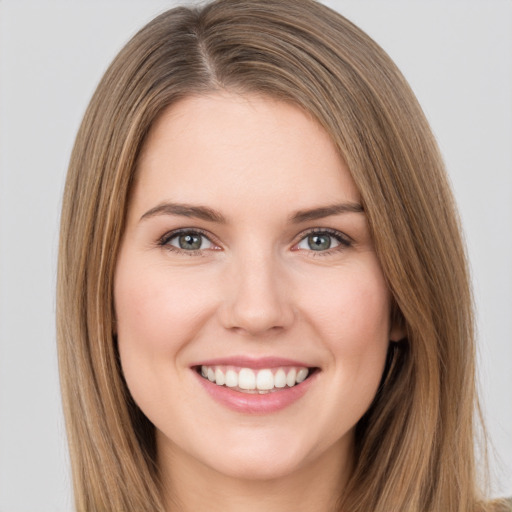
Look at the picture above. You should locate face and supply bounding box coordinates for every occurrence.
[114,93,401,483]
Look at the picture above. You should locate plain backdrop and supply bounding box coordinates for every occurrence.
[0,1,511,510]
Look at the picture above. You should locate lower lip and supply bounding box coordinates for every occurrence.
[194,370,317,414]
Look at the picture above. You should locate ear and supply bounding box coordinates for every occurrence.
[389,323,406,342]
[389,301,406,342]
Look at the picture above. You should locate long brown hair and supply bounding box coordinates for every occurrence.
[57,1,496,510]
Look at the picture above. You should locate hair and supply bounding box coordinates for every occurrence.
[57,1,502,511]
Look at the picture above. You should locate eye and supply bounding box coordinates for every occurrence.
[297,233,338,251]
[160,230,217,252]
[294,229,351,253]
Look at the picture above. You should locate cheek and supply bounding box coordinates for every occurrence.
[302,264,391,348]
[298,262,391,396]
[113,257,221,411]
[114,260,215,354]
[113,255,222,419]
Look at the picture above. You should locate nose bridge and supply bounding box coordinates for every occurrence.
[220,242,293,335]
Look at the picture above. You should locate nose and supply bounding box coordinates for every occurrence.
[219,249,295,336]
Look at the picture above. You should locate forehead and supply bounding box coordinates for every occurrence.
[133,92,360,215]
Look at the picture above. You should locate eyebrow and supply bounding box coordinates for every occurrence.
[140,202,227,223]
[290,202,364,223]
[139,201,364,224]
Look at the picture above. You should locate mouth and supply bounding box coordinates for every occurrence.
[191,356,320,413]
[193,364,319,394]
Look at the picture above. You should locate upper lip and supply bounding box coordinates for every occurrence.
[192,356,315,369]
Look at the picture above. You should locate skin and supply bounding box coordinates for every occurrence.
[114,92,403,512]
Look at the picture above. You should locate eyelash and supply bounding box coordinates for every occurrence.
[294,228,353,257]
[157,228,217,256]
[157,227,353,256]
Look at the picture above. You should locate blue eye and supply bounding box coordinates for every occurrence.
[161,231,215,252]
[295,230,350,252]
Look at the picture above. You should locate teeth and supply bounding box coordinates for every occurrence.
[296,368,309,383]
[199,365,311,392]
[215,368,225,386]
[256,369,274,390]
[238,368,256,390]
[286,368,296,387]
[225,369,238,388]
[274,368,287,388]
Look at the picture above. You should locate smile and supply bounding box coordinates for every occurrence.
[193,358,319,414]
[199,365,310,394]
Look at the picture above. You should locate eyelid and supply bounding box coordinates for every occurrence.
[291,227,353,253]
[156,226,352,255]
[157,227,222,252]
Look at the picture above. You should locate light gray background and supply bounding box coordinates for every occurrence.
[1,1,511,510]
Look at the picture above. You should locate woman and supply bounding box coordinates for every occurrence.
[57,0,509,510]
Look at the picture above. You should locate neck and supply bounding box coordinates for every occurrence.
[158,436,353,512]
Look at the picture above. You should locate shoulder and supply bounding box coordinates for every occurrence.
[490,497,512,512]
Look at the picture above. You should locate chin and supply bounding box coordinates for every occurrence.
[206,449,307,482]
[194,427,324,482]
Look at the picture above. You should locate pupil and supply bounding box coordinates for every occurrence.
[179,233,201,250]
[308,234,331,251]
